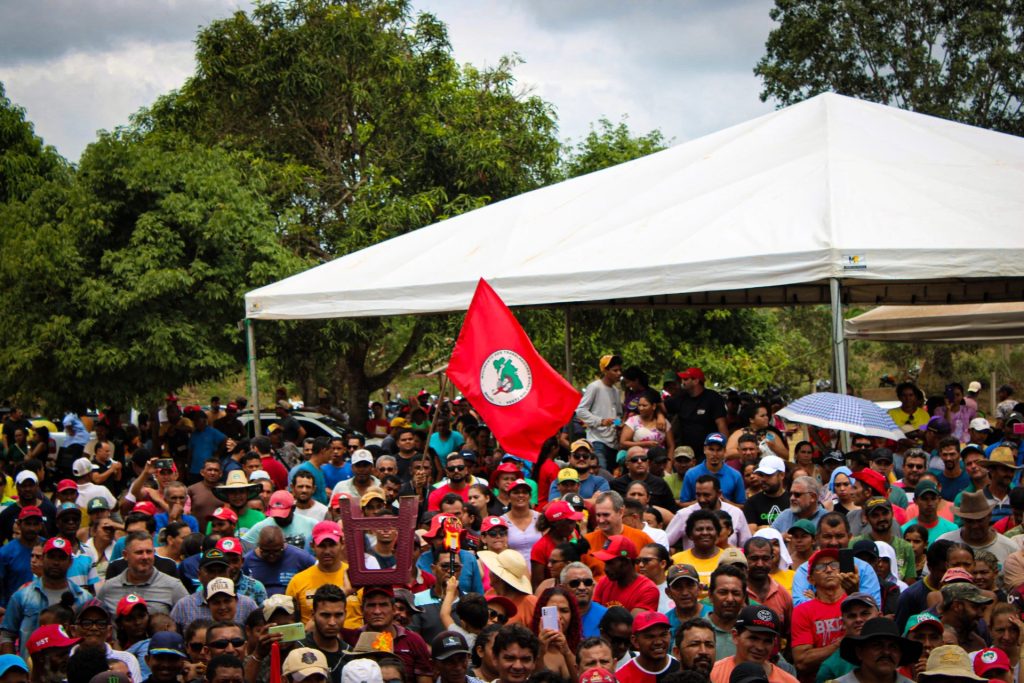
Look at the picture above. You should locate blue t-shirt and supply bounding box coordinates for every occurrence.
[930,468,971,502]
[548,474,610,502]
[189,427,227,474]
[417,549,483,595]
[681,463,746,504]
[242,546,315,596]
[0,540,34,607]
[581,602,608,638]
[321,463,352,490]
[429,432,465,460]
[180,553,202,592]
[154,513,199,534]
[241,515,315,552]
[289,462,327,504]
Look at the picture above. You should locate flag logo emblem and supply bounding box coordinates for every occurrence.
[480,350,532,406]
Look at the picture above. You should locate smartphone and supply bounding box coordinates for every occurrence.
[269,622,306,642]
[154,458,174,470]
[839,548,855,574]
[541,606,559,631]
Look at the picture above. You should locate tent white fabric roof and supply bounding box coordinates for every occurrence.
[245,93,1024,320]
[844,303,1024,343]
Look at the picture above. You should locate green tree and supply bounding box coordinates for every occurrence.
[560,116,668,179]
[755,0,1024,136]
[0,82,68,203]
[0,128,301,409]
[143,0,562,416]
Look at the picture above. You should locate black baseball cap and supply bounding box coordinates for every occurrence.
[735,605,781,635]
[431,631,470,660]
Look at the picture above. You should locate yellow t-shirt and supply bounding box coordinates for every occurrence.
[285,562,349,622]
[888,406,930,431]
[671,548,723,596]
[771,568,795,592]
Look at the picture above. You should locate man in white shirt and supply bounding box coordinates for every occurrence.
[72,458,116,511]
[666,475,750,549]
[575,354,623,470]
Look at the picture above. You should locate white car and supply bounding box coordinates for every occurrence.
[236,410,349,440]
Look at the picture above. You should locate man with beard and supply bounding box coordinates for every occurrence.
[931,438,970,503]
[348,587,432,683]
[816,594,881,683]
[681,434,745,507]
[0,506,45,606]
[744,537,792,630]
[711,606,796,683]
[791,514,881,608]
[297,585,348,683]
[616,612,680,683]
[26,625,80,683]
[291,471,328,523]
[706,564,747,661]
[145,631,189,683]
[188,458,224,530]
[394,429,421,480]
[674,617,716,676]
[0,469,56,543]
[593,536,659,614]
[242,491,314,552]
[936,490,1018,563]
[560,563,606,638]
[834,618,920,683]
[610,447,677,511]
[894,450,928,499]
[667,476,749,550]
[490,625,538,683]
[428,454,472,511]
[770,476,826,533]
[1,537,89,657]
[938,581,992,651]
[851,498,915,583]
[792,549,847,683]
[977,446,1020,522]
[745,456,790,532]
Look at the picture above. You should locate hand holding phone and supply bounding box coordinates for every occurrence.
[268,622,306,643]
[541,606,559,631]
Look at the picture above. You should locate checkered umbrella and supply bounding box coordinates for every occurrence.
[776,392,904,440]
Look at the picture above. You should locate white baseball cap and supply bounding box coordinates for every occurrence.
[970,417,992,432]
[968,381,982,394]
[205,577,236,599]
[72,458,96,478]
[351,449,374,465]
[754,455,787,476]
[15,471,38,485]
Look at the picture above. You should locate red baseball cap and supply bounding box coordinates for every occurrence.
[424,513,456,540]
[56,479,78,493]
[27,624,80,655]
[480,516,508,534]
[632,611,670,634]
[312,521,343,546]
[974,648,1011,677]
[226,402,239,412]
[486,595,518,620]
[209,507,238,523]
[494,462,522,477]
[852,469,887,496]
[807,548,839,570]
[677,367,705,381]
[43,537,72,556]
[579,668,616,683]
[941,568,976,585]
[116,594,148,617]
[329,492,349,509]
[593,535,638,562]
[215,537,243,556]
[266,491,296,519]
[132,502,158,517]
[544,500,583,523]
[18,505,43,520]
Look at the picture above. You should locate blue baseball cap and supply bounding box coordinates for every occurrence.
[704,433,726,446]
[148,631,187,659]
[0,655,28,677]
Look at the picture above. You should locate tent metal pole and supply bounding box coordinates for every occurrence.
[830,278,848,396]
[564,307,574,385]
[246,319,261,434]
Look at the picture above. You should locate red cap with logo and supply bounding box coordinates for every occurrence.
[312,521,343,546]
[593,535,638,562]
[266,491,296,518]
[18,505,43,520]
[807,548,839,570]
[215,537,243,556]
[116,593,148,617]
[209,507,239,523]
[974,648,1011,677]
[480,516,508,534]
[852,469,887,496]
[544,500,583,523]
[132,502,158,517]
[579,669,616,683]
[27,624,80,655]
[425,513,457,540]
[677,367,705,381]
[43,537,72,556]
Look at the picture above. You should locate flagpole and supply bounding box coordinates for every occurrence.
[423,374,449,471]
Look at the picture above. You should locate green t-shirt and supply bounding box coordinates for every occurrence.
[901,516,958,546]
[818,648,855,683]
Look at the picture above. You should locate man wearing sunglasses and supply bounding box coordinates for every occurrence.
[792,549,848,682]
[428,454,473,511]
[203,622,248,661]
[559,562,605,637]
[546,441,610,503]
[609,447,676,511]
[409,551,463,643]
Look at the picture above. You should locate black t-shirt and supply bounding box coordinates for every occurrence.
[609,474,677,511]
[743,490,789,528]
[669,390,727,457]
[213,415,245,440]
[93,459,125,498]
[0,497,57,543]
[2,417,32,445]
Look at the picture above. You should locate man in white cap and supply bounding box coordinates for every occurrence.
[283,647,330,683]
[71,458,116,511]
[332,449,380,500]
[0,468,56,543]
[743,455,790,532]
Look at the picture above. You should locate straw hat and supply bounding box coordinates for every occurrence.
[214,471,261,502]
[478,549,532,594]
[918,645,987,683]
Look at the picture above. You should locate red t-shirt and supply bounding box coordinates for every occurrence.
[616,657,680,683]
[593,573,659,612]
[261,456,290,492]
[791,596,845,649]
[530,532,559,570]
[536,459,560,507]
[427,483,472,511]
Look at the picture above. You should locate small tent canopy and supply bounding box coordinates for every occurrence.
[844,303,1024,343]
[245,92,1024,320]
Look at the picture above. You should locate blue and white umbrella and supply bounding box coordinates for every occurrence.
[776,392,904,441]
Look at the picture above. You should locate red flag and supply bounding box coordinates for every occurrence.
[447,279,581,461]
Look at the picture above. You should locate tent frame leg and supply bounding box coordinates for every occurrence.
[564,307,574,385]
[246,319,261,434]
[830,278,851,450]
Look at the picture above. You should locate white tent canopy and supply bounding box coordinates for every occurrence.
[844,303,1024,343]
[246,92,1024,320]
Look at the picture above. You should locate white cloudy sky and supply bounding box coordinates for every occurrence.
[0,0,778,162]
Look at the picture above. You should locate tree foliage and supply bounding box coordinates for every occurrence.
[755,0,1024,136]
[0,83,68,204]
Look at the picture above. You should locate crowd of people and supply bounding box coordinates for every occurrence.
[1,358,1024,683]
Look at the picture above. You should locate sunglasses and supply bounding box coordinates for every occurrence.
[566,578,595,588]
[447,465,466,473]
[628,457,648,464]
[188,642,205,652]
[484,529,508,537]
[77,619,109,628]
[488,609,508,624]
[209,638,246,649]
